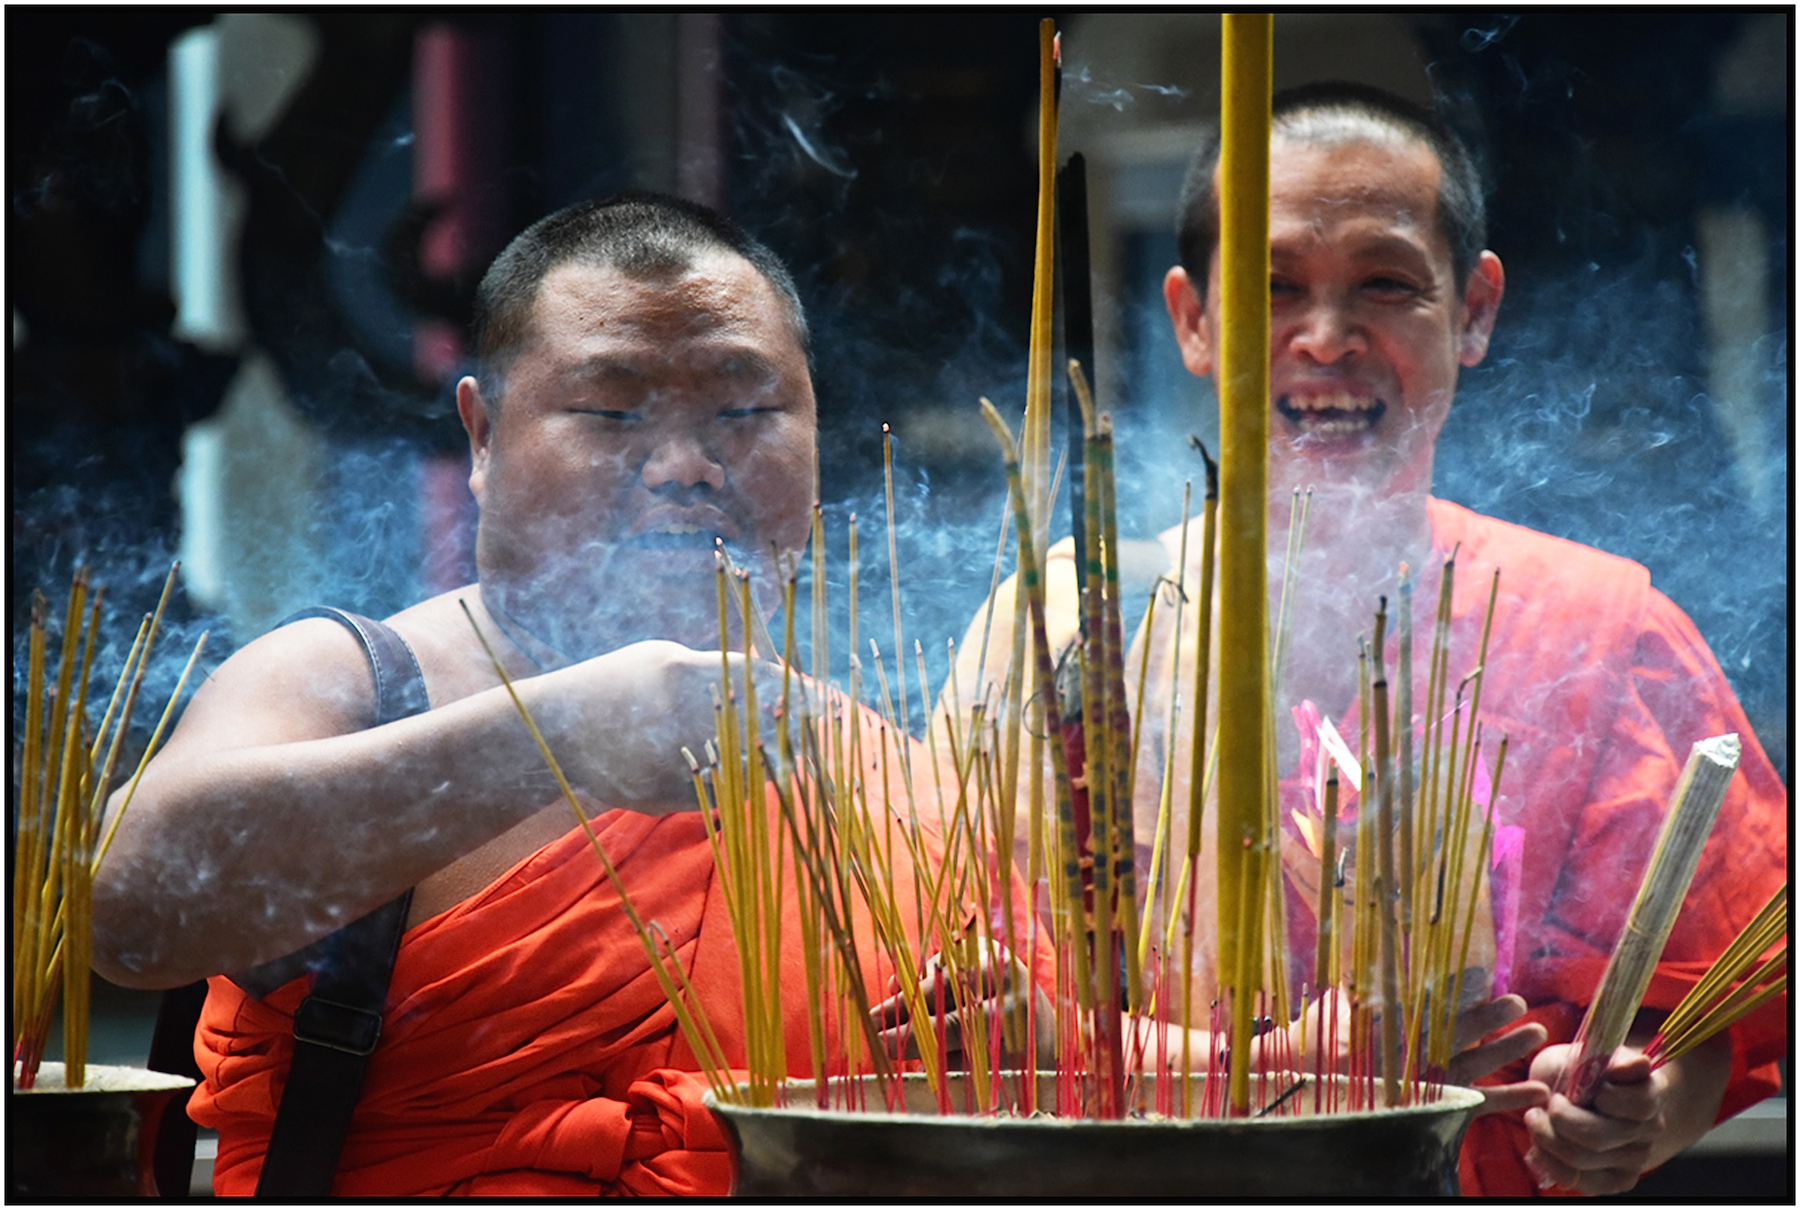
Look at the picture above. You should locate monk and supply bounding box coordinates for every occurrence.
[940,83,1786,1196]
[93,193,1044,1195]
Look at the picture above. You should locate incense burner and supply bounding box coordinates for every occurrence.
[708,1072,1481,1197]
[8,1062,195,1198]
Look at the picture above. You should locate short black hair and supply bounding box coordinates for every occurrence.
[1175,81,1487,296]
[471,191,809,406]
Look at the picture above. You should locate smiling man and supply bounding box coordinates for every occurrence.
[940,83,1785,1196]
[91,194,917,1196]
[1151,84,1786,1198]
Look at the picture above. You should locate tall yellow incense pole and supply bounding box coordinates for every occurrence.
[1215,12,1272,1115]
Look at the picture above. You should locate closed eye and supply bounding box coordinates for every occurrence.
[719,405,781,420]
[1362,276,1423,298]
[569,408,638,421]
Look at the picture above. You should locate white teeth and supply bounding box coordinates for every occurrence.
[651,524,704,535]
[1303,417,1370,435]
[1287,393,1375,414]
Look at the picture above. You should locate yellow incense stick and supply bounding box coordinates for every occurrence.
[15,593,48,1036]
[462,601,735,1098]
[978,397,1089,1019]
[1650,886,1786,1065]
[1214,10,1273,1114]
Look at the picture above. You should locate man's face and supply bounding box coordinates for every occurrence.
[460,251,816,657]
[1166,134,1503,502]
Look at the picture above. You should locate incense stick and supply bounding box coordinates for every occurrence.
[1558,734,1742,1106]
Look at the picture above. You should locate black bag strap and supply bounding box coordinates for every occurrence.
[147,979,209,1198]
[256,608,427,1197]
[145,607,429,1198]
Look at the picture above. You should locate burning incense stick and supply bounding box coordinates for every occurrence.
[1557,733,1742,1107]
[15,564,192,1090]
[1177,440,1219,1114]
[977,397,1091,1047]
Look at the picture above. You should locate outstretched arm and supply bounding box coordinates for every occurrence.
[93,614,758,988]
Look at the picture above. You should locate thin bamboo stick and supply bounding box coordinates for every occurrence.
[1179,442,1219,1115]
[1653,963,1785,1066]
[1654,887,1786,1047]
[882,426,910,742]
[22,574,89,1045]
[1371,601,1404,1106]
[463,600,739,1098]
[1396,566,1415,938]
[977,397,1089,1035]
[1140,480,1191,967]
[1444,735,1506,1065]
[15,592,48,1040]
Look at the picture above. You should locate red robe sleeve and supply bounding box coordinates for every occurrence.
[1460,586,1787,1197]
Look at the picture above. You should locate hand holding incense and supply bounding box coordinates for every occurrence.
[1557,734,1741,1107]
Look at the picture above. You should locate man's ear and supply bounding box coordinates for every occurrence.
[1457,251,1505,368]
[456,376,493,503]
[1163,266,1216,378]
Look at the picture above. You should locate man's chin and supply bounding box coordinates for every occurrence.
[1272,420,1410,470]
[563,600,725,659]
[489,573,726,660]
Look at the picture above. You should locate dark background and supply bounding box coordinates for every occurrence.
[10,10,1786,768]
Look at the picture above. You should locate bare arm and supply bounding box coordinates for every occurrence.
[92,618,745,988]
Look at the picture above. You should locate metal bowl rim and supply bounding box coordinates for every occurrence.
[12,1061,196,1095]
[705,1072,1483,1130]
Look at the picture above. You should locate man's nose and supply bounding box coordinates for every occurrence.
[1286,298,1366,365]
[641,429,726,492]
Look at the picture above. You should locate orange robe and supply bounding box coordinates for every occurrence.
[1413,501,1787,1197]
[1194,499,1784,1197]
[189,738,1043,1195]
[943,496,1785,1197]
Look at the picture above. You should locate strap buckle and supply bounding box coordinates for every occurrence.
[292,995,384,1056]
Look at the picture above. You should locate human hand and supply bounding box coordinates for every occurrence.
[1442,993,1551,1117]
[1281,985,1548,1117]
[1520,1041,1670,1194]
[870,942,1053,1067]
[535,640,797,811]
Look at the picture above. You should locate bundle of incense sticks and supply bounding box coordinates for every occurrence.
[488,14,1515,1122]
[477,519,1031,1113]
[1644,885,1786,1069]
[13,564,207,1090]
[478,20,1071,1117]
[1331,569,1509,1113]
[1557,734,1741,1107]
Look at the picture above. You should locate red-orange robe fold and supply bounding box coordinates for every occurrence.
[1418,503,1788,1197]
[997,496,1785,1198]
[190,769,1046,1196]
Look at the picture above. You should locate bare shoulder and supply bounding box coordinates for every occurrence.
[156,614,379,760]
[382,586,512,706]
[156,587,501,764]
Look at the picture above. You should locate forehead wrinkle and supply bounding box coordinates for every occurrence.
[521,252,793,356]
[549,344,783,389]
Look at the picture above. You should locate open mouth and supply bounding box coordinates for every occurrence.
[628,524,727,552]
[1275,393,1385,438]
